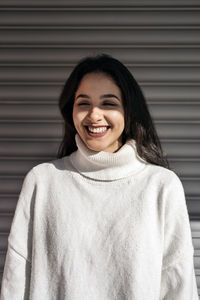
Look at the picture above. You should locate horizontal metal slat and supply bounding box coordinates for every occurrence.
[144,85,200,101]
[0,66,200,83]
[150,103,200,120]
[0,122,63,138]
[0,177,24,194]
[0,140,60,157]
[181,178,200,196]
[0,10,200,26]
[0,234,8,251]
[7,25,198,30]
[0,273,3,287]
[0,103,61,120]
[1,47,200,65]
[193,237,200,249]
[0,214,13,233]
[156,122,200,139]
[162,141,200,158]
[193,262,200,276]
[0,196,17,213]
[0,159,49,175]
[191,221,200,232]
[1,28,200,45]
[169,160,200,177]
[193,234,200,243]
[132,66,200,82]
[0,85,61,101]
[194,258,200,270]
[0,253,6,270]
[189,202,200,219]
[0,0,200,7]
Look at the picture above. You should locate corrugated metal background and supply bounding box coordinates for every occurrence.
[0,0,199,295]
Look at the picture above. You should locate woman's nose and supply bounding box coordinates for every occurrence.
[87,106,103,122]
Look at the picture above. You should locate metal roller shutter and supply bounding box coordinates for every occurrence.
[0,0,200,295]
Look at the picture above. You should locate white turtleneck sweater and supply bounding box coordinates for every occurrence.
[1,135,199,300]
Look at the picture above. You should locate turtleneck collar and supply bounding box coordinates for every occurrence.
[69,134,147,181]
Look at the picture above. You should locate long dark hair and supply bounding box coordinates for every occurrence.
[58,54,169,168]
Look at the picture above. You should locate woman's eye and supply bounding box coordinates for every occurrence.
[77,102,90,106]
[103,102,117,106]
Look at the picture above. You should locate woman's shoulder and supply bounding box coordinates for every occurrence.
[145,163,183,188]
[24,156,73,180]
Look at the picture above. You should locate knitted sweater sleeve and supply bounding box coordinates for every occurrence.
[0,168,36,300]
[159,173,199,300]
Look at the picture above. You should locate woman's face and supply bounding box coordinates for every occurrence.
[73,72,125,153]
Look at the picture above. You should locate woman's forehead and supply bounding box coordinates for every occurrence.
[75,72,121,95]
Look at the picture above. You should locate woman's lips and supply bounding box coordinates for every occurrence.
[85,125,110,137]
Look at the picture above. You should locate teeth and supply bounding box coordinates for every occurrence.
[88,126,108,133]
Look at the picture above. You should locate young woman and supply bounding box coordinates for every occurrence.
[1,54,198,299]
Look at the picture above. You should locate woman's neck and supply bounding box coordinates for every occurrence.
[69,134,147,181]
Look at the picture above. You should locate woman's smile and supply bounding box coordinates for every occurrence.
[73,72,125,153]
[86,125,110,136]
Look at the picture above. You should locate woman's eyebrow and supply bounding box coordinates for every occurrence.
[100,94,120,101]
[75,94,90,100]
[75,93,120,101]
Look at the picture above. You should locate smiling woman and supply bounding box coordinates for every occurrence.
[58,54,169,168]
[0,54,198,300]
[73,72,125,153]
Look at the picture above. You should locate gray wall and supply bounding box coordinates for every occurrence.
[0,0,200,295]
